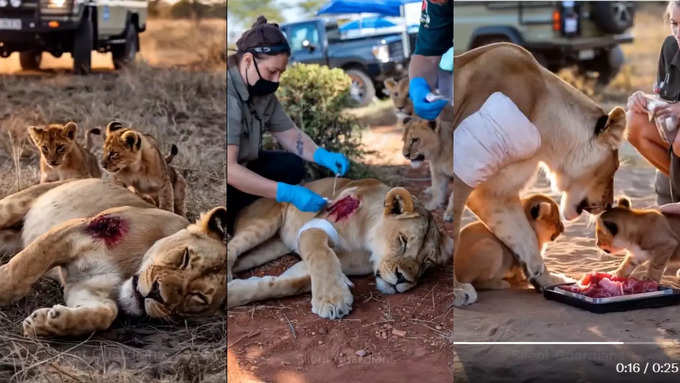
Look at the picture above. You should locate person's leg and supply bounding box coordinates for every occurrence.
[227,151,306,234]
[655,170,673,205]
[627,110,671,174]
[247,151,306,185]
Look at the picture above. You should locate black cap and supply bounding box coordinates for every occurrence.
[236,16,290,56]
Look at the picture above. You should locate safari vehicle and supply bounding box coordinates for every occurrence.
[454,1,635,85]
[281,18,417,106]
[0,0,147,74]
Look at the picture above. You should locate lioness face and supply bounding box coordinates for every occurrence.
[556,108,625,220]
[373,188,453,294]
[28,122,77,167]
[100,121,143,173]
[125,207,227,319]
[401,117,438,169]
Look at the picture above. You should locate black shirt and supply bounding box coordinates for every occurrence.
[657,36,680,101]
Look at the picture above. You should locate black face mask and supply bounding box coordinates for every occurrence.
[246,58,279,96]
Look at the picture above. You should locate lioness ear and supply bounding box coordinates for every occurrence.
[27,126,43,144]
[196,206,227,241]
[121,130,142,151]
[106,121,125,135]
[595,106,626,150]
[617,196,631,209]
[62,121,77,140]
[384,187,416,217]
[384,78,396,92]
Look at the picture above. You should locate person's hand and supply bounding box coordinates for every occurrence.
[652,102,680,121]
[659,202,680,215]
[409,77,448,120]
[313,148,350,176]
[626,90,648,114]
[276,182,327,212]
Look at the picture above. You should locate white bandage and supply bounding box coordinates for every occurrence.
[296,218,341,253]
[644,95,678,144]
[453,92,541,188]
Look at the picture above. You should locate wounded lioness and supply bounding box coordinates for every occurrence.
[227,178,452,320]
[452,43,626,306]
[0,179,226,337]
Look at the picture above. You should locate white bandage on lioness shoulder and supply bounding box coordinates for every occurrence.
[453,92,541,188]
[296,218,341,253]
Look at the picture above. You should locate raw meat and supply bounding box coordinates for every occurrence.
[326,195,360,222]
[560,272,658,298]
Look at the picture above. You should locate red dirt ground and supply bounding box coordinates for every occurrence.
[227,163,454,382]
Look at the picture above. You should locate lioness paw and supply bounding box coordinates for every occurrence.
[311,273,353,320]
[22,305,69,337]
[452,282,477,307]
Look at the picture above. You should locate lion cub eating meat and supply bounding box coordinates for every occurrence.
[455,194,564,289]
[100,121,186,216]
[596,197,680,282]
[28,122,101,183]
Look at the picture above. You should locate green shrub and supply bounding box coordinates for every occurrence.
[275,63,367,179]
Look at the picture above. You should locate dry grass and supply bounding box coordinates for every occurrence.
[0,22,226,382]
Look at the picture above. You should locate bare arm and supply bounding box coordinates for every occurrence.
[227,145,278,200]
[272,127,318,162]
[408,54,441,89]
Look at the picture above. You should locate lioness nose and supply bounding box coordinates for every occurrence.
[147,281,165,303]
[395,269,409,284]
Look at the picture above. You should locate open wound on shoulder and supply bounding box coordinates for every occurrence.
[326,195,360,222]
[85,214,129,248]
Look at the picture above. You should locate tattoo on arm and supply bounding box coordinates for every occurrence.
[296,132,304,156]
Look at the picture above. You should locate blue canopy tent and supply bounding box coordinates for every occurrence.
[317,0,420,58]
[317,0,421,17]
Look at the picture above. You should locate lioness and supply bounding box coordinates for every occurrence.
[452,43,626,306]
[0,179,226,337]
[596,197,680,282]
[227,178,452,320]
[456,194,563,290]
[28,122,101,183]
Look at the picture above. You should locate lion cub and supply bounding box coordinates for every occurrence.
[383,77,413,120]
[596,197,680,282]
[28,121,101,183]
[100,121,186,216]
[401,110,454,219]
[455,194,564,289]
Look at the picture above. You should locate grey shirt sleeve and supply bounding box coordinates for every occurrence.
[268,97,296,133]
[227,92,242,146]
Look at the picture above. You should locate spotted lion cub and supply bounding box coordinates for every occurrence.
[28,122,101,183]
[596,197,680,282]
[455,194,564,289]
[100,121,186,216]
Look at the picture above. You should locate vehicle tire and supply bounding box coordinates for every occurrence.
[578,46,624,86]
[346,68,375,107]
[591,2,634,34]
[72,15,93,75]
[112,23,138,69]
[19,51,41,70]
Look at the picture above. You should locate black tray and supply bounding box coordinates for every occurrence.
[544,285,680,314]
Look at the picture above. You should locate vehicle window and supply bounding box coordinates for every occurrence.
[288,24,320,52]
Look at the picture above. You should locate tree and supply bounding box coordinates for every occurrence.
[227,0,285,27]
[298,0,325,17]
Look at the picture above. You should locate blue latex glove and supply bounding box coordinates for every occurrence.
[409,77,448,120]
[313,147,350,176]
[276,182,327,212]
